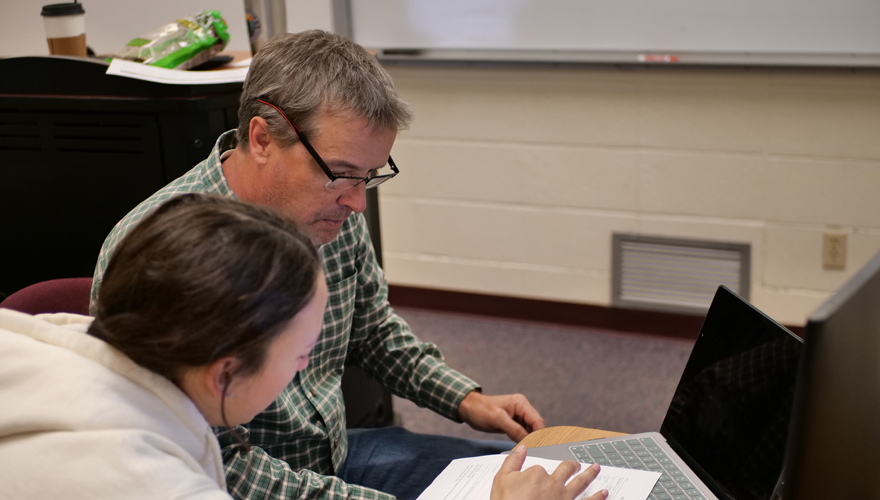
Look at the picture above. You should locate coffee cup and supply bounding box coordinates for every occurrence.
[41,2,87,57]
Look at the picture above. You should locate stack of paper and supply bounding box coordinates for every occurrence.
[417,454,660,500]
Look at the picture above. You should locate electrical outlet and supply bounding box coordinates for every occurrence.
[822,232,847,270]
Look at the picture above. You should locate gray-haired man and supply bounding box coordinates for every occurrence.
[92,30,545,500]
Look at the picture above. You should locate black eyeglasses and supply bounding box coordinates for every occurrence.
[256,97,399,191]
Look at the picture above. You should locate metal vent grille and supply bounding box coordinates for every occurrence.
[0,112,152,155]
[612,234,750,314]
[0,117,39,151]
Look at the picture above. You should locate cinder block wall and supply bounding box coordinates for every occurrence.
[379,65,880,326]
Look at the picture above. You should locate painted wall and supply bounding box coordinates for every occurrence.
[380,66,880,326]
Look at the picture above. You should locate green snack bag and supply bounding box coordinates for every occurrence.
[111,10,230,70]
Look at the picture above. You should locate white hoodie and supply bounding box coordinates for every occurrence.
[0,309,230,499]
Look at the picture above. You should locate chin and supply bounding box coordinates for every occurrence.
[309,228,341,246]
[226,413,257,428]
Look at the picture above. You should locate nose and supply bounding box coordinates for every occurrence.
[337,182,368,213]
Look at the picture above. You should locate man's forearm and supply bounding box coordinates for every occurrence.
[223,445,395,500]
[349,318,480,422]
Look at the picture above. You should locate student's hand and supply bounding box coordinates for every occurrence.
[491,445,608,500]
[457,391,545,442]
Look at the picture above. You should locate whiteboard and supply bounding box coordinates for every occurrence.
[347,0,880,66]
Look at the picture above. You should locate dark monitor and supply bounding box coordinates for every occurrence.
[783,249,880,499]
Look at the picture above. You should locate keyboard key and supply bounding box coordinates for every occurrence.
[667,487,682,495]
[684,489,701,497]
[599,443,616,453]
[632,445,646,452]
[595,458,611,466]
[669,470,684,477]
[690,497,705,500]
[626,439,641,446]
[647,462,663,470]
[576,457,594,464]
[648,445,662,452]
[612,458,627,466]
[653,451,668,459]
[606,452,622,460]
[586,445,602,456]
[674,475,691,484]
[613,441,629,450]
[620,449,635,456]
[641,437,658,446]
[655,494,672,500]
[653,486,666,494]
[672,495,687,500]
[659,474,672,482]
[637,451,651,457]
[678,483,694,490]
[570,446,586,454]
[661,481,676,488]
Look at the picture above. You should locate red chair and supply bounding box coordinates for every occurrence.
[0,278,92,315]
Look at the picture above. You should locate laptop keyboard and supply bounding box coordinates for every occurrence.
[568,437,707,500]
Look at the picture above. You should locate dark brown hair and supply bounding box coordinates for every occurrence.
[88,193,321,385]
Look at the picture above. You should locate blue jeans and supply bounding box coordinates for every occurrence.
[337,427,512,500]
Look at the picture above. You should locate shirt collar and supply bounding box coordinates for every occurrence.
[199,130,239,199]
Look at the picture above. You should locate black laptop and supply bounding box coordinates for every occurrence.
[528,286,804,500]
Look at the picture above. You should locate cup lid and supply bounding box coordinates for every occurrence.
[41,2,85,17]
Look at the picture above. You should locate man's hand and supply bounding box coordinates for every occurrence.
[491,445,608,500]
[457,391,545,442]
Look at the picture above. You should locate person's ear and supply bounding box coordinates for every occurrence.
[248,116,273,165]
[205,356,244,398]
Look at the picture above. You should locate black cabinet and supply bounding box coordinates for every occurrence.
[0,56,240,297]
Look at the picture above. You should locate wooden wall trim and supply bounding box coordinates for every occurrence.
[388,285,806,340]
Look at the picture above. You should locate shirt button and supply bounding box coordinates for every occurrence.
[310,387,318,396]
[333,438,339,448]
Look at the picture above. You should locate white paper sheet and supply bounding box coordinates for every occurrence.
[106,58,249,85]
[229,57,253,67]
[417,454,661,500]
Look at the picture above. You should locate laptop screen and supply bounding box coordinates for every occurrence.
[660,286,804,500]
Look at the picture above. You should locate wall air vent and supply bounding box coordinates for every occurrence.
[612,234,750,314]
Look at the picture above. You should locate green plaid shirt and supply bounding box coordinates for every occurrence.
[91,131,480,500]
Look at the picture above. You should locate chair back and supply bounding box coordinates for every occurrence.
[0,278,92,315]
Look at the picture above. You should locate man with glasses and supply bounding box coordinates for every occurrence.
[90,30,545,500]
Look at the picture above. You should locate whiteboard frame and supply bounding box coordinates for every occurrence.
[335,0,880,68]
[373,48,880,68]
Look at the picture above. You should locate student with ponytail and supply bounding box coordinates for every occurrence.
[0,194,325,499]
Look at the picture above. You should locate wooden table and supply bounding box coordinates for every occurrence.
[517,426,627,449]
